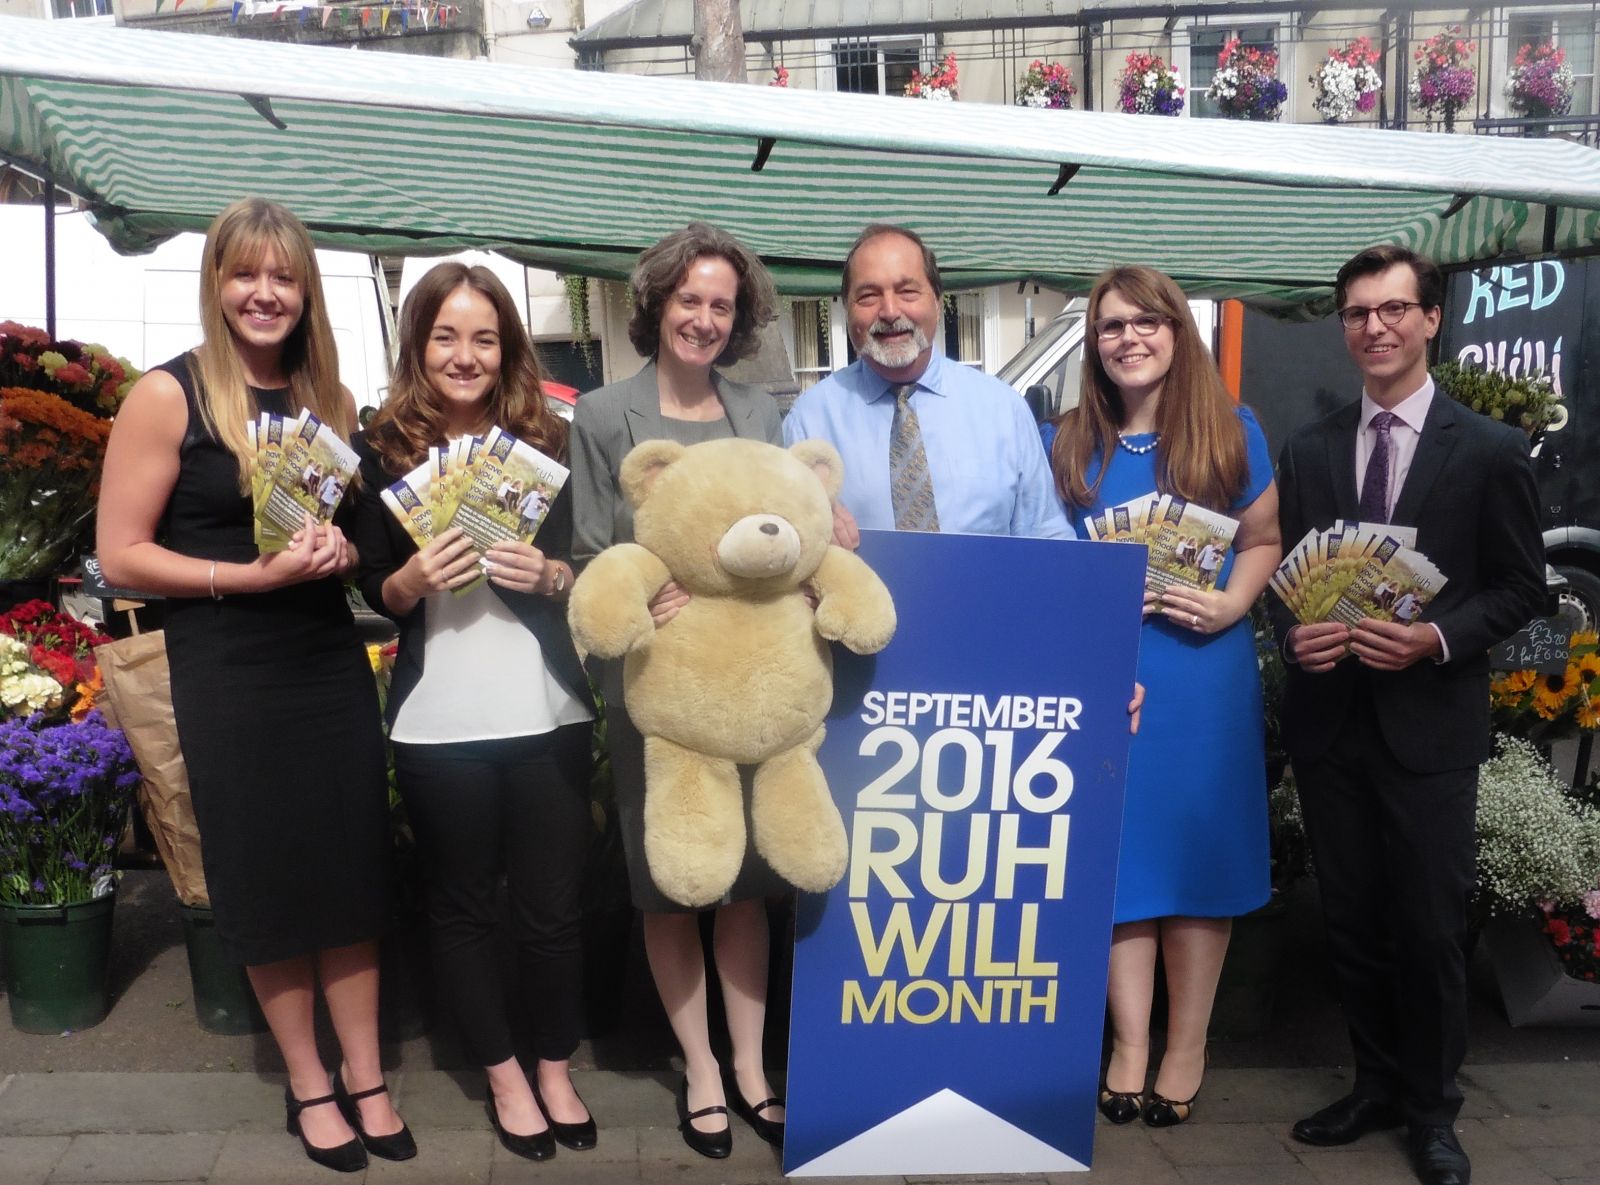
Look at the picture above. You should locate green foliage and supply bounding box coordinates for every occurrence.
[561,274,595,366]
[1432,359,1560,440]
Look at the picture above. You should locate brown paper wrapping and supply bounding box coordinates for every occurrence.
[95,630,209,907]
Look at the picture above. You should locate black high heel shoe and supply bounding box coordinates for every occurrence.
[332,1071,417,1161]
[676,1074,732,1160]
[487,1094,556,1162]
[532,1078,597,1152]
[723,1068,784,1148]
[284,1088,367,1174]
[1097,1087,1145,1125]
[1143,1084,1201,1127]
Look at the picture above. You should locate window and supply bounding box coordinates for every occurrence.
[942,291,986,368]
[789,299,835,392]
[831,37,925,95]
[1508,13,1597,116]
[51,0,113,15]
[1188,23,1278,118]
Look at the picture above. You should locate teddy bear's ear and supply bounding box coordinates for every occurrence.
[619,439,686,509]
[788,439,844,501]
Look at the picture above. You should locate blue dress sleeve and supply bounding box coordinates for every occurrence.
[1039,418,1057,456]
[1232,405,1274,514]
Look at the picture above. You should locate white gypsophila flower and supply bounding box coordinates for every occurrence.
[1021,89,1050,107]
[1476,734,1600,913]
[921,87,954,101]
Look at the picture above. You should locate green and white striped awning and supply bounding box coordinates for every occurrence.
[5,16,1600,312]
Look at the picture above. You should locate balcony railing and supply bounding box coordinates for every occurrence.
[1471,114,1600,149]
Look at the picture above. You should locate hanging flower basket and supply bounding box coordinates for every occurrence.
[1506,43,1574,121]
[1310,36,1383,124]
[1409,26,1477,133]
[1017,59,1077,109]
[905,52,958,101]
[1211,38,1288,121]
[1117,51,1185,115]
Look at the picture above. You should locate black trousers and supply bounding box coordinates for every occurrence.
[393,724,592,1065]
[1293,692,1477,1127]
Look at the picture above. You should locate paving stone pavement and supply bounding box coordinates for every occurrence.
[3,873,1599,1183]
[3,1065,1599,1184]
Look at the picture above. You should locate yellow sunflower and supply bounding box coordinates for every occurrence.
[1532,667,1581,717]
[1577,696,1600,730]
[1576,651,1600,684]
[1501,669,1539,694]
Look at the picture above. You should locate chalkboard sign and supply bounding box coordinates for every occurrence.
[1491,616,1571,675]
[78,556,162,603]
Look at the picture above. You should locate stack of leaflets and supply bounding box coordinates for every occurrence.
[1270,521,1447,625]
[1085,493,1240,594]
[245,409,360,553]
[380,426,568,590]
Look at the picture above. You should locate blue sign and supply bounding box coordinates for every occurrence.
[785,530,1144,1176]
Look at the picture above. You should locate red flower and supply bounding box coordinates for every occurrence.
[1547,917,1573,946]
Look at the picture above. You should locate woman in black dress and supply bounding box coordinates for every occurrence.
[97,198,411,1173]
[349,263,597,1161]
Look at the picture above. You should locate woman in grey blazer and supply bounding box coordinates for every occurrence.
[569,224,788,1159]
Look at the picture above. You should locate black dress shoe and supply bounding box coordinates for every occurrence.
[1143,1083,1200,1128]
[676,1074,732,1159]
[1292,1094,1405,1146]
[1097,1088,1144,1125]
[1409,1124,1471,1185]
[533,1079,597,1151]
[284,1088,367,1174]
[487,1094,556,1162]
[723,1069,784,1147]
[332,1071,417,1161]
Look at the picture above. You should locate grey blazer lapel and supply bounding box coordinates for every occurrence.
[622,362,665,450]
[714,373,762,439]
[1391,394,1459,528]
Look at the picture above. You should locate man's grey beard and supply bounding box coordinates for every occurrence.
[859,318,930,371]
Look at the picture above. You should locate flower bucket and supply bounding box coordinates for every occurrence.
[179,905,267,1035]
[1487,915,1600,1027]
[1,894,116,1033]
[1208,895,1291,1039]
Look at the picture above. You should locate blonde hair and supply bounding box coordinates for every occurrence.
[193,198,345,492]
[1051,265,1247,514]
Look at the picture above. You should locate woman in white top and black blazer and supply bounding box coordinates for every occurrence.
[349,262,596,1163]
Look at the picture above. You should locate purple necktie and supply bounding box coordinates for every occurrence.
[1359,411,1397,524]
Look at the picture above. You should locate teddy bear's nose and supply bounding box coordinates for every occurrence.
[760,523,779,536]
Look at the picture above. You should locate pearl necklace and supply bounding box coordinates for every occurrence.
[1117,432,1160,456]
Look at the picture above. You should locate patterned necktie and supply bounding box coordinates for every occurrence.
[888,383,939,532]
[1359,411,1398,525]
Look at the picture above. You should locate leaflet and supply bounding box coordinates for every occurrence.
[442,425,569,552]
[379,460,437,550]
[1270,520,1443,625]
[253,409,359,553]
[1143,497,1241,594]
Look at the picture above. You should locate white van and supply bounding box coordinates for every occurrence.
[3,208,395,411]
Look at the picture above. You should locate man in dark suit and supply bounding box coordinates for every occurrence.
[1271,246,1544,1185]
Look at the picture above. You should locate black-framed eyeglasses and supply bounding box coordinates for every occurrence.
[1336,300,1423,331]
[1093,313,1171,340]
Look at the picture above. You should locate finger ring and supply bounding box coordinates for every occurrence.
[1191,613,1200,628]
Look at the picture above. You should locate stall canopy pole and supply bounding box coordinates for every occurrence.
[43,179,57,340]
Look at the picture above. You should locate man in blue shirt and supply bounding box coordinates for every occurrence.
[783,224,1073,540]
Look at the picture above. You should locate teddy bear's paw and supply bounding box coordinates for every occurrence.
[642,738,746,909]
[568,599,654,659]
[751,735,848,894]
[812,585,897,656]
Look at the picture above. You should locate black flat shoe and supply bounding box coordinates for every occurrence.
[284,1088,367,1174]
[1292,1094,1405,1146]
[533,1079,597,1152]
[676,1074,732,1160]
[1143,1084,1200,1127]
[332,1071,417,1162]
[723,1069,784,1147]
[487,1094,556,1162]
[1097,1087,1145,1125]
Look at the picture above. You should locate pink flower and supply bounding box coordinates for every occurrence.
[1584,890,1600,920]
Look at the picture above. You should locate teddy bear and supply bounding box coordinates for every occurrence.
[568,436,896,908]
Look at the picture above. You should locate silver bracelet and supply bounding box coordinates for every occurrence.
[208,560,221,601]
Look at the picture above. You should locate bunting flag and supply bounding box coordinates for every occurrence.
[297,5,308,23]
[153,0,164,11]
[320,5,330,25]
[379,7,389,30]
[229,1,241,21]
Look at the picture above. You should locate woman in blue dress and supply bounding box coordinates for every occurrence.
[1045,266,1281,1128]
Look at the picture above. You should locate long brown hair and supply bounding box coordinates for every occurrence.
[193,198,345,493]
[366,263,567,476]
[1051,266,1247,514]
